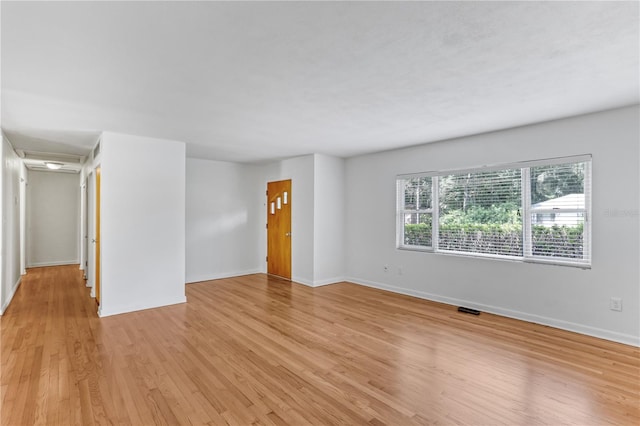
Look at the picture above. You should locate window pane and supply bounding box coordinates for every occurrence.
[397,157,590,266]
[531,162,585,207]
[532,213,584,259]
[399,176,433,248]
[404,213,432,247]
[404,180,417,210]
[403,178,432,210]
[439,169,522,256]
[418,177,432,210]
[530,161,587,261]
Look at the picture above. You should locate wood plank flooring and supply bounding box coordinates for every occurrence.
[1,265,638,425]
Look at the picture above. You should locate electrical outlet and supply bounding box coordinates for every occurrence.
[610,297,622,312]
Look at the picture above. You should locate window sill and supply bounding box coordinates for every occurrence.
[397,245,433,253]
[397,246,591,269]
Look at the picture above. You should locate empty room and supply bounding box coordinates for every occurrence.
[1,1,639,425]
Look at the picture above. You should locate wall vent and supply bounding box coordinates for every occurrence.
[22,151,84,163]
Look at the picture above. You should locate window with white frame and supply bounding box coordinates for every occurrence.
[397,156,591,267]
[526,161,590,262]
[398,176,433,248]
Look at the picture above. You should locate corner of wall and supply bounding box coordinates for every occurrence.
[98,295,187,318]
[0,133,4,312]
[1,135,23,316]
[0,276,22,315]
[313,276,346,287]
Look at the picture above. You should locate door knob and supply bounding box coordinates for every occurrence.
[285,232,291,237]
[91,239,96,243]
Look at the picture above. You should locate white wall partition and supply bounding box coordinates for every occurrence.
[345,106,640,346]
[1,135,23,314]
[313,154,345,286]
[26,170,80,267]
[0,136,4,312]
[79,176,87,273]
[19,163,27,275]
[186,158,260,283]
[98,132,186,317]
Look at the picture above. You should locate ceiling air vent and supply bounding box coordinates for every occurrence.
[22,151,84,164]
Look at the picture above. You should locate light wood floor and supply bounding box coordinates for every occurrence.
[1,266,638,425]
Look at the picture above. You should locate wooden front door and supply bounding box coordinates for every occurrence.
[267,180,291,280]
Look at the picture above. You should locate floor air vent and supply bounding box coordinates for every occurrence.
[457,306,481,315]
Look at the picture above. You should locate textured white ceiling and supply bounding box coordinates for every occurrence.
[2,1,638,163]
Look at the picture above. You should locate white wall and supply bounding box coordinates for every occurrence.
[185,158,260,282]
[249,153,347,287]
[99,132,186,316]
[184,153,347,288]
[26,170,80,267]
[0,136,3,312]
[1,135,23,314]
[19,162,27,275]
[80,157,96,292]
[254,155,316,285]
[78,175,87,272]
[313,154,345,285]
[345,106,640,346]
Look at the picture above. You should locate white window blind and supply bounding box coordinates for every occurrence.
[438,168,522,257]
[396,155,591,267]
[526,160,591,264]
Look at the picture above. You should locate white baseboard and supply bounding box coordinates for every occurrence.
[98,296,187,317]
[0,276,22,315]
[292,276,314,287]
[346,277,640,347]
[239,274,339,288]
[312,276,346,287]
[186,269,261,284]
[240,273,324,288]
[27,260,79,268]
